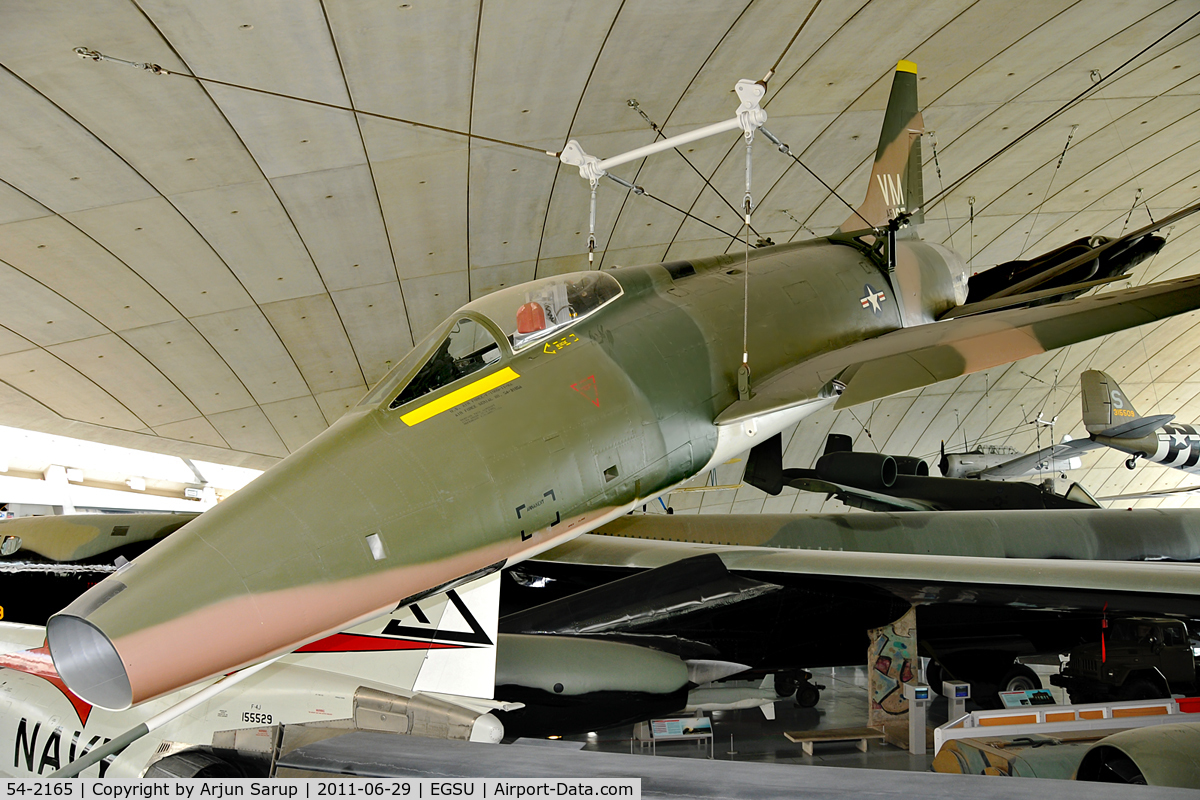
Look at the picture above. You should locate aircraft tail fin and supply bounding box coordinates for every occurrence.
[288,571,500,700]
[1081,370,1141,434]
[1080,370,1174,438]
[839,61,925,233]
[824,433,854,456]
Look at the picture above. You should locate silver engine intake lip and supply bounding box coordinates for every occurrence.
[46,614,132,711]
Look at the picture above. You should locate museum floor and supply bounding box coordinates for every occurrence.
[279,665,1197,796]
[568,666,940,771]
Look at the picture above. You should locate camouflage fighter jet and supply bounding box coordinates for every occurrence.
[43,62,1200,712]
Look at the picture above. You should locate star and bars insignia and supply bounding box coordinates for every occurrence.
[860,284,887,314]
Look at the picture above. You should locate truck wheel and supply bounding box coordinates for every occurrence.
[1119,678,1166,701]
[1001,664,1041,694]
[775,672,798,698]
[795,683,821,708]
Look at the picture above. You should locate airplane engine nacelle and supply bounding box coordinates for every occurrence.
[353,687,504,744]
[143,747,265,779]
[891,456,929,477]
[816,452,898,491]
[496,633,689,695]
[1075,722,1200,788]
[904,240,969,317]
[492,633,694,737]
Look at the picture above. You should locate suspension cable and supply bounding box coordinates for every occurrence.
[922,6,1200,214]
[1119,187,1144,238]
[927,130,954,245]
[761,127,874,231]
[740,129,754,401]
[72,47,557,158]
[587,179,598,265]
[627,99,762,237]
[761,0,824,82]
[968,196,976,268]
[639,187,742,241]
[1018,124,1077,257]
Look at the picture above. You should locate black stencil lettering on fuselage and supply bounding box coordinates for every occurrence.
[68,730,105,771]
[518,489,558,540]
[37,726,61,774]
[13,719,111,777]
[14,718,37,773]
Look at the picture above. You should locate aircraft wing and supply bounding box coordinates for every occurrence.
[0,513,199,563]
[508,514,1200,675]
[974,439,1103,479]
[1099,484,1200,502]
[287,571,502,700]
[533,526,1200,613]
[938,274,1125,319]
[717,272,1200,423]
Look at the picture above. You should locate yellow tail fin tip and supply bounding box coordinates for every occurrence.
[897,60,917,74]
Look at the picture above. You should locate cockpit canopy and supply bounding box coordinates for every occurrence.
[388,317,500,410]
[360,271,623,412]
[467,271,622,351]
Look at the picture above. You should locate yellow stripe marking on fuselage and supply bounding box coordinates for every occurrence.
[897,60,917,74]
[401,367,520,426]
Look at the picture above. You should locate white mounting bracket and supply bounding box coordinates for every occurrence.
[560,78,769,182]
[734,79,767,135]
[560,139,606,183]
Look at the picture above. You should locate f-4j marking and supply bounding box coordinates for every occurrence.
[42,62,1200,711]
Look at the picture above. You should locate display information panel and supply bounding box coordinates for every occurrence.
[649,717,710,739]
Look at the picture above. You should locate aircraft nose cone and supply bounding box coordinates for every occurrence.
[45,406,515,707]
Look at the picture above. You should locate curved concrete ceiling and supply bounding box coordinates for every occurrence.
[0,0,1198,509]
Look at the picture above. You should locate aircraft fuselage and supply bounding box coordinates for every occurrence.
[1095,423,1200,471]
[47,235,964,709]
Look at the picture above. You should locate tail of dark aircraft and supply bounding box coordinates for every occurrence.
[839,60,925,232]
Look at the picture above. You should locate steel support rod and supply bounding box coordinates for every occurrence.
[561,79,766,183]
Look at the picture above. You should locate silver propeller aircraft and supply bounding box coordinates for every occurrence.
[37,62,1200,714]
[969,369,1200,480]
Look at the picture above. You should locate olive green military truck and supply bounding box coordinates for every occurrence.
[1051,617,1200,704]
